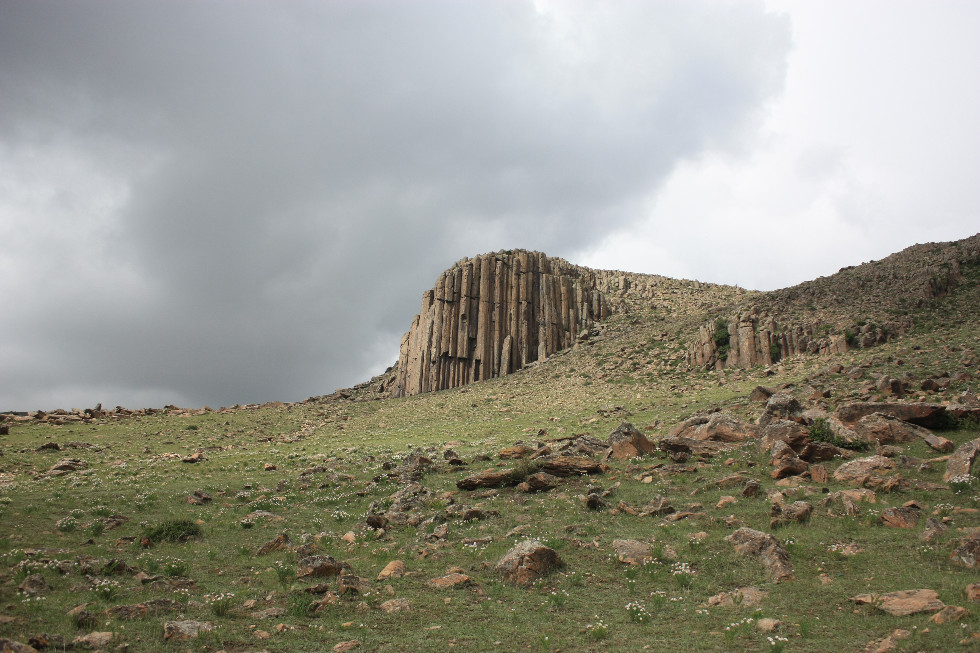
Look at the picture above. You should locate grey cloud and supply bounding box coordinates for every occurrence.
[0,0,789,410]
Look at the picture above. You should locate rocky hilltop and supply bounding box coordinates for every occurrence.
[392,235,980,398]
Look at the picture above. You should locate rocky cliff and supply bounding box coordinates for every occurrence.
[393,251,612,397]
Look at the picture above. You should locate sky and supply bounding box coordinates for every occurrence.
[1,1,978,412]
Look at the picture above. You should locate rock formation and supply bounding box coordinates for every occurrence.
[393,250,611,397]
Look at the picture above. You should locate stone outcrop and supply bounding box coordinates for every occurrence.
[393,251,611,396]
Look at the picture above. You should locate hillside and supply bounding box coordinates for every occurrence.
[1,234,979,652]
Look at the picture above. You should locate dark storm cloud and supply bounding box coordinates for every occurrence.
[0,1,790,410]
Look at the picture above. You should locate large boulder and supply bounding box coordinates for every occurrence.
[495,540,563,586]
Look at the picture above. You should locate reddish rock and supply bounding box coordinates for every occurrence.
[668,413,760,442]
[944,439,980,482]
[427,573,473,589]
[496,540,564,586]
[810,464,829,484]
[611,539,651,565]
[833,455,894,485]
[499,445,534,459]
[835,402,949,428]
[607,421,657,459]
[725,527,795,582]
[377,560,405,580]
[852,589,944,616]
[930,605,969,624]
[881,506,920,529]
[966,582,980,602]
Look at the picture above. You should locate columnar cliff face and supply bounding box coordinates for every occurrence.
[393,250,610,397]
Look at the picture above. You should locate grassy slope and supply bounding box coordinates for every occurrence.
[1,258,979,652]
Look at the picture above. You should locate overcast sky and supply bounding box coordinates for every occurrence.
[2,1,978,411]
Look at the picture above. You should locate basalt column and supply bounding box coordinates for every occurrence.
[393,250,610,397]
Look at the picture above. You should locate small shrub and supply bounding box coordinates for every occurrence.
[142,519,201,543]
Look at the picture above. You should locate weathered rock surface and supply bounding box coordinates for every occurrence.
[836,402,950,428]
[607,421,656,459]
[456,468,518,490]
[944,439,980,482]
[725,527,795,581]
[496,540,563,586]
[611,539,651,565]
[852,589,945,616]
[833,456,894,485]
[163,621,213,641]
[854,413,940,446]
[668,413,759,442]
[393,251,610,396]
[951,534,980,568]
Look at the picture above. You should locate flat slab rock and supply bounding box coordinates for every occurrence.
[852,589,945,616]
[836,402,949,428]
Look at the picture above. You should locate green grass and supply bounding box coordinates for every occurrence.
[1,271,980,651]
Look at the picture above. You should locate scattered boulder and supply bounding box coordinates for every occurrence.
[951,533,980,568]
[881,506,920,529]
[852,589,945,616]
[749,386,776,402]
[759,420,810,454]
[854,413,939,446]
[833,456,894,485]
[944,439,980,482]
[46,458,87,475]
[607,421,656,459]
[496,540,563,586]
[517,471,559,493]
[725,527,795,581]
[705,586,767,608]
[611,539,651,565]
[257,532,291,555]
[297,555,346,579]
[759,394,804,426]
[427,573,473,589]
[769,501,812,528]
[379,598,410,614]
[163,620,214,641]
[456,469,519,491]
[17,574,51,596]
[669,413,760,442]
[0,639,37,653]
[539,456,604,477]
[71,632,114,649]
[835,402,949,428]
[377,560,406,581]
[930,605,969,624]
